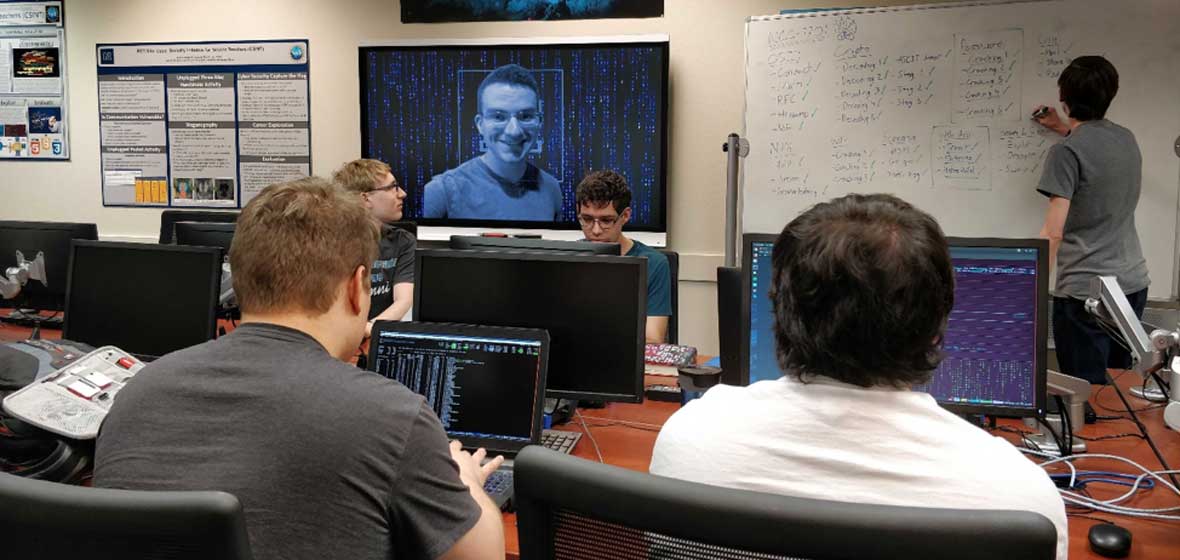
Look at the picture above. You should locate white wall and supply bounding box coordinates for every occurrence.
[0,0,937,354]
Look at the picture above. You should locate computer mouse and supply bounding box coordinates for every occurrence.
[1088,522,1132,558]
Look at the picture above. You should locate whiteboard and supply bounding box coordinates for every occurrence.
[742,0,1180,298]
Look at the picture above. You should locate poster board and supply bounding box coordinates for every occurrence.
[96,39,311,208]
[742,0,1180,297]
[0,1,68,159]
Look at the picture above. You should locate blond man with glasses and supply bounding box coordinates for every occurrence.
[334,159,416,335]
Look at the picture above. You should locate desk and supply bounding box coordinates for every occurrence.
[504,373,1180,560]
[4,320,1174,559]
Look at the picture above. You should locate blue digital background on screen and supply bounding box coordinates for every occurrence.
[748,241,780,384]
[360,43,667,230]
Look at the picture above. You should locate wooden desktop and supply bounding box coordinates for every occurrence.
[518,372,1180,560]
[3,317,1176,559]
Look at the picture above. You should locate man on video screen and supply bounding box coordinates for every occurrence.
[423,64,562,221]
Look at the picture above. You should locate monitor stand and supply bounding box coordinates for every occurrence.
[544,398,576,426]
[1130,375,1168,402]
[2,309,62,339]
[1022,370,1091,456]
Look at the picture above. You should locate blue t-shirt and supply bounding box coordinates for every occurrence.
[627,240,671,318]
[422,157,562,221]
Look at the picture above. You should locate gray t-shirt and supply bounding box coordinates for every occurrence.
[95,323,480,560]
[1037,119,1149,298]
[422,157,563,220]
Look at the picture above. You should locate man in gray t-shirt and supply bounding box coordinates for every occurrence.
[96,178,505,560]
[1033,56,1149,385]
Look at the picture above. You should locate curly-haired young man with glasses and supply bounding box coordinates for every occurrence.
[334,158,415,336]
[576,169,671,344]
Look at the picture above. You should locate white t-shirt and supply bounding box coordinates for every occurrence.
[650,375,1068,559]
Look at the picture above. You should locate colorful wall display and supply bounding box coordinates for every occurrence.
[96,39,311,208]
[0,1,68,159]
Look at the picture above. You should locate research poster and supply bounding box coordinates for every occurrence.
[96,39,310,208]
[0,1,68,159]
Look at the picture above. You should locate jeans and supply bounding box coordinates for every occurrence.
[1053,288,1148,385]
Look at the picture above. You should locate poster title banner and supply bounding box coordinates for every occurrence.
[0,2,62,27]
[98,40,309,68]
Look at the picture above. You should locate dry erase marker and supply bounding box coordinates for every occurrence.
[1032,107,1050,119]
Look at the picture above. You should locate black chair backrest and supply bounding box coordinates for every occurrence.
[0,472,254,560]
[514,446,1057,560]
[657,249,679,344]
[159,210,239,244]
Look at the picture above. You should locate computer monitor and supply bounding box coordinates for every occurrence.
[360,38,669,232]
[175,222,236,255]
[414,249,646,402]
[449,235,619,255]
[0,221,98,314]
[716,266,744,386]
[742,234,779,386]
[158,210,238,244]
[917,238,1048,417]
[368,321,549,456]
[63,241,222,361]
[741,233,1049,418]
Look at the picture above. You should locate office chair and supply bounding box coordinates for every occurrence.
[0,472,254,560]
[159,210,239,244]
[657,249,679,344]
[514,446,1057,560]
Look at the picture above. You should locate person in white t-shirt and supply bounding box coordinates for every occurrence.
[650,193,1068,559]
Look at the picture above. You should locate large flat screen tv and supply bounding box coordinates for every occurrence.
[359,36,669,234]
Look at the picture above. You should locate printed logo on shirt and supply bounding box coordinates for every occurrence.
[370,257,398,296]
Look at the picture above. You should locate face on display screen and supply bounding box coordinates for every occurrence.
[360,42,668,231]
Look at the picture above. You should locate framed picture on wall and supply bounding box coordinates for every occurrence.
[401,0,663,23]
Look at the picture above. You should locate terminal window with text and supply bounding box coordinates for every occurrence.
[915,245,1041,412]
[371,331,541,443]
[747,240,1044,415]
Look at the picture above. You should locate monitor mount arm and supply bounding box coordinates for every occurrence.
[1085,276,1180,432]
[0,251,47,300]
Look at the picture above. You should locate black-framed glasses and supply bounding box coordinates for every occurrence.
[578,215,619,228]
[368,181,402,194]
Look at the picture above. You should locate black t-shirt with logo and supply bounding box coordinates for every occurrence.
[370,225,416,320]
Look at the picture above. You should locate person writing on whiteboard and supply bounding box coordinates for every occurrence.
[1032,55,1149,386]
[649,194,1068,559]
[423,64,563,221]
[334,159,416,336]
[576,170,671,344]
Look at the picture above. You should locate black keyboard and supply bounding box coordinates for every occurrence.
[541,429,581,454]
[483,469,514,511]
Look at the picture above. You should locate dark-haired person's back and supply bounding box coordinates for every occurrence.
[650,194,1068,559]
[1033,55,1149,386]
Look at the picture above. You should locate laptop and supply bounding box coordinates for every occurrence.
[368,321,550,510]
